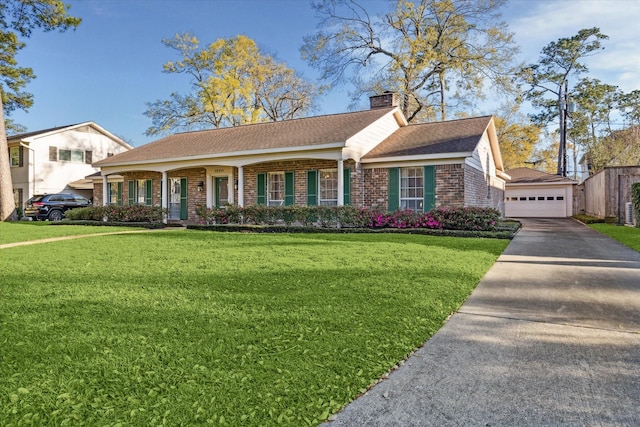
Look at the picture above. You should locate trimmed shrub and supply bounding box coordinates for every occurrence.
[194,205,500,231]
[430,206,500,231]
[64,205,164,222]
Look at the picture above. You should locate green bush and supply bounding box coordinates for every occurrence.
[430,206,500,231]
[64,205,164,222]
[195,205,501,231]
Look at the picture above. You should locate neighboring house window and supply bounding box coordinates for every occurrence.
[319,169,338,206]
[268,172,285,206]
[58,149,84,162]
[388,166,435,212]
[50,147,93,163]
[400,167,424,211]
[108,182,123,205]
[9,146,22,167]
[128,179,153,205]
[257,172,294,206]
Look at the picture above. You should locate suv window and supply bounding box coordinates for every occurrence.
[49,195,64,202]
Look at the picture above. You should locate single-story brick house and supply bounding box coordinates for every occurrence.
[93,94,508,224]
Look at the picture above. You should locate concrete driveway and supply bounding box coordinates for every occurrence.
[328,218,640,426]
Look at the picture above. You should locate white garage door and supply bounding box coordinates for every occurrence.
[505,188,567,217]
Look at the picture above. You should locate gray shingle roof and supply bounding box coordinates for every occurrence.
[7,124,80,141]
[96,108,396,166]
[507,167,577,184]
[362,116,493,159]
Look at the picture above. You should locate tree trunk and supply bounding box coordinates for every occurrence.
[0,95,18,221]
[439,71,446,121]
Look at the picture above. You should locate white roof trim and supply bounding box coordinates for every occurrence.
[360,152,473,164]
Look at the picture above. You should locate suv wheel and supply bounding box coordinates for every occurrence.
[48,210,64,221]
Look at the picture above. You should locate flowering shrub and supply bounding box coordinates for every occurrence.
[194,205,500,231]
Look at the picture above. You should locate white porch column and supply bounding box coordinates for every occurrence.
[337,160,344,206]
[227,173,234,205]
[102,174,108,207]
[238,166,244,207]
[161,171,168,224]
[206,174,213,209]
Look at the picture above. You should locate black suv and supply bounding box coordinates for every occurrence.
[24,193,92,221]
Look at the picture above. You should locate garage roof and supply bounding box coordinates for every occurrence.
[507,167,577,184]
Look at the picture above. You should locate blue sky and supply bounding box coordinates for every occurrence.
[8,0,640,146]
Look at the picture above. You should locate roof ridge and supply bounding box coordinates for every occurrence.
[170,107,397,137]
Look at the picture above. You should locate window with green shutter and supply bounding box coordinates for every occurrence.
[257,173,266,205]
[128,180,135,205]
[306,170,317,206]
[145,179,153,205]
[388,168,399,211]
[343,168,351,205]
[423,165,435,211]
[284,171,294,206]
[180,177,188,220]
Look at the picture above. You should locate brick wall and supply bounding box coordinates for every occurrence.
[463,165,505,214]
[362,168,389,210]
[243,159,356,206]
[436,164,465,207]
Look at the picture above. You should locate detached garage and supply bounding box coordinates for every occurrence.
[505,167,577,218]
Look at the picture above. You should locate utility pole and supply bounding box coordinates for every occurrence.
[557,80,569,177]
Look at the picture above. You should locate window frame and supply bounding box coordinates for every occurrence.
[399,167,424,212]
[9,147,21,167]
[267,172,285,207]
[318,169,338,206]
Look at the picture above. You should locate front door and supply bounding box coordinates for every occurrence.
[169,177,187,220]
[216,177,229,207]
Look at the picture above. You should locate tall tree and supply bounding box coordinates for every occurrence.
[144,34,319,136]
[516,27,608,175]
[301,0,518,123]
[0,1,81,221]
[493,103,541,170]
[567,77,621,169]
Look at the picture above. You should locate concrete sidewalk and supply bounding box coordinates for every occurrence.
[328,218,640,426]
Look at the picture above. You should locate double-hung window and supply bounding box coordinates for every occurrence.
[128,179,152,206]
[108,182,123,205]
[388,166,435,212]
[58,149,84,162]
[400,167,424,211]
[319,169,338,206]
[9,147,21,167]
[268,172,285,206]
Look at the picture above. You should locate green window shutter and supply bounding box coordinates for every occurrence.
[180,177,188,220]
[284,171,295,206]
[128,180,135,205]
[306,170,318,206]
[257,173,266,205]
[145,179,153,205]
[388,168,399,212]
[423,166,435,211]
[343,168,351,205]
[117,182,123,206]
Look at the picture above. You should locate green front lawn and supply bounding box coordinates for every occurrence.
[0,222,141,245]
[1,230,508,426]
[589,223,640,252]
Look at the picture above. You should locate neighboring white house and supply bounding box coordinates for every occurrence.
[505,167,577,218]
[8,122,132,208]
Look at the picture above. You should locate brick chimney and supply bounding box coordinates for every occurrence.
[369,91,400,109]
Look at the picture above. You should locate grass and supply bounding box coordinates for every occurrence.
[1,229,508,426]
[0,222,142,245]
[589,223,640,252]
